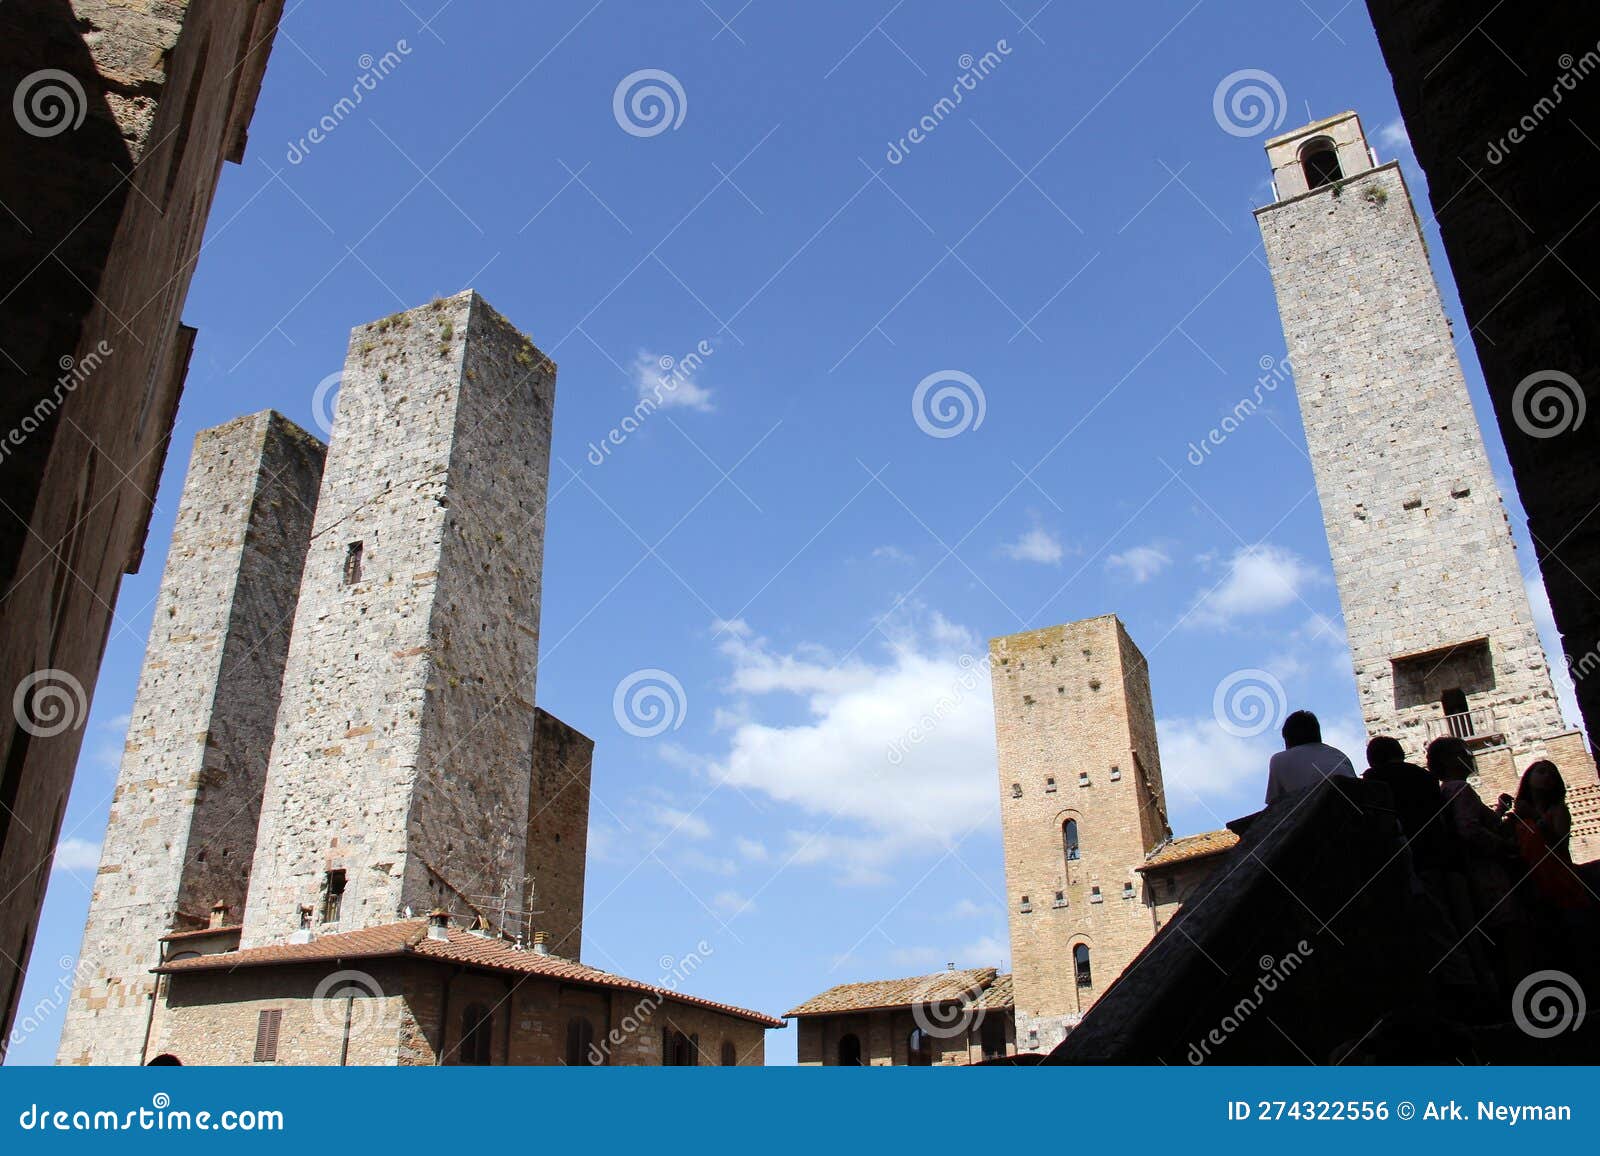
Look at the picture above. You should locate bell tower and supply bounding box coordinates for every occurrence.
[1256,112,1576,797]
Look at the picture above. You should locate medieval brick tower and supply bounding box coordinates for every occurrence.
[241,291,559,947]
[991,615,1171,1053]
[1256,112,1578,799]
[58,412,325,1066]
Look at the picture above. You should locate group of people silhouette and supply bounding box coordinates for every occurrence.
[1265,709,1599,1005]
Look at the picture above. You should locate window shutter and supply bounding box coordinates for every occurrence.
[254,1008,282,1062]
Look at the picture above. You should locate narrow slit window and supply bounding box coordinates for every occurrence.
[321,869,346,923]
[343,541,364,585]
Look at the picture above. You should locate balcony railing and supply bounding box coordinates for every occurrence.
[1422,707,1502,744]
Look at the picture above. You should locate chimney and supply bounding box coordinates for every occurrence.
[209,900,228,929]
[947,962,955,971]
[532,931,548,956]
[290,905,314,944]
[427,908,450,941]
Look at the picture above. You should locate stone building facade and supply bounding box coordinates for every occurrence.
[57,412,324,1067]
[1364,2,1600,753]
[243,291,558,948]
[788,969,1014,1066]
[61,293,779,1064]
[1256,112,1588,801]
[146,918,776,1067]
[0,0,285,1052]
[991,616,1172,1053]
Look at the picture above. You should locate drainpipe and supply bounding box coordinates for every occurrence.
[339,995,354,1066]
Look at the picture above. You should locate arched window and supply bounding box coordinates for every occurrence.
[1063,818,1080,862]
[980,1015,1007,1060]
[1073,944,1092,988]
[565,1016,598,1066]
[1301,140,1343,189]
[837,1033,863,1066]
[721,1039,738,1066]
[460,1002,493,1066]
[147,1053,182,1066]
[907,1028,935,1066]
[662,1028,695,1066]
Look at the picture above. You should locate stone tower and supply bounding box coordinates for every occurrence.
[241,291,557,947]
[1256,111,1574,798]
[57,412,324,1065]
[527,708,594,960]
[991,615,1171,1054]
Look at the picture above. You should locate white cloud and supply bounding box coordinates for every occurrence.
[1188,544,1323,627]
[1001,526,1064,566]
[946,897,987,919]
[1157,712,1369,811]
[652,806,712,841]
[1378,118,1411,156]
[710,616,998,879]
[1526,574,1584,733]
[52,838,100,873]
[735,836,768,862]
[1107,544,1171,583]
[633,350,714,412]
[712,890,755,916]
[872,545,914,564]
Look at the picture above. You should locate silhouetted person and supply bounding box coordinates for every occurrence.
[1428,736,1527,989]
[1265,710,1355,804]
[1363,736,1451,869]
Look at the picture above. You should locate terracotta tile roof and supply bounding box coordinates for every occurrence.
[1138,829,1240,870]
[156,919,783,1027]
[971,972,1013,1011]
[785,967,1002,1018]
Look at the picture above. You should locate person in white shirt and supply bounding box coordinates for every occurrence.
[1265,710,1356,804]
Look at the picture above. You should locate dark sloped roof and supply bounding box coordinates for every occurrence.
[1139,829,1240,870]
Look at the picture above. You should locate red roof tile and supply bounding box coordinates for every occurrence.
[157,920,782,1027]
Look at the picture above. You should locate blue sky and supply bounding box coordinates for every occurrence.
[9,0,1582,1065]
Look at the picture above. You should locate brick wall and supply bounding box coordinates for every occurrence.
[992,616,1171,1054]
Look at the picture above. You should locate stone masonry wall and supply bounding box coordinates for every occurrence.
[242,292,557,947]
[991,616,1171,1055]
[0,0,283,1053]
[58,412,324,1066]
[527,709,593,960]
[1257,156,1564,778]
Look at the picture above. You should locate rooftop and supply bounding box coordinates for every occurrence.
[157,919,783,1027]
[1139,829,1240,871]
[785,967,1011,1018]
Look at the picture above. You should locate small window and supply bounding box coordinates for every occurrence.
[1045,776,1057,793]
[1078,771,1090,787]
[460,1002,493,1066]
[343,541,364,584]
[1074,944,1092,988]
[321,869,346,923]
[663,1028,695,1066]
[566,1017,597,1066]
[252,1009,283,1063]
[1110,765,1121,782]
[720,1039,738,1067]
[1011,782,1022,798]
[1052,891,1066,908]
[907,1028,935,1066]
[1090,886,1103,904]
[1063,819,1080,862]
[837,1033,863,1066]
[1301,140,1343,189]
[1019,895,1032,913]
[1123,882,1135,899]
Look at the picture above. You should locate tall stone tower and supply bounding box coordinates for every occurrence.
[241,291,557,947]
[991,615,1171,1054]
[1256,112,1574,797]
[57,412,325,1065]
